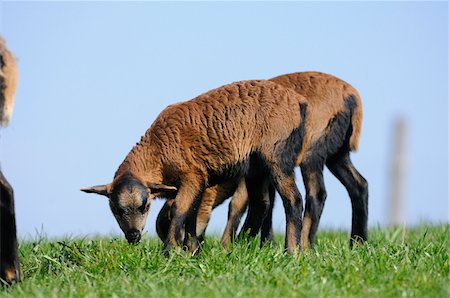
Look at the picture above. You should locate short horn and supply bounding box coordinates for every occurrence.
[80,184,111,197]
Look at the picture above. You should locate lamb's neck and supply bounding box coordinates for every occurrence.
[116,144,163,185]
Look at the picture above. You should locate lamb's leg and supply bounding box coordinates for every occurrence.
[183,206,200,253]
[300,161,327,249]
[221,179,248,248]
[194,188,216,244]
[156,200,173,243]
[196,181,239,243]
[239,174,270,240]
[236,182,274,247]
[156,182,238,245]
[269,167,303,254]
[260,185,275,246]
[326,152,368,247]
[0,170,21,285]
[165,178,204,253]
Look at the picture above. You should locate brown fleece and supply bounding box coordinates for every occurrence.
[156,71,364,248]
[270,71,362,151]
[114,80,308,186]
[0,36,21,285]
[108,79,309,250]
[0,36,18,127]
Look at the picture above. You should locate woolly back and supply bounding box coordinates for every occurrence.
[270,71,362,151]
[120,80,309,180]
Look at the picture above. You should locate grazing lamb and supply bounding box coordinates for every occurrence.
[157,71,368,249]
[82,80,310,253]
[0,36,21,285]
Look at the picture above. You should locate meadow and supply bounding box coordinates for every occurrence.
[1,224,448,297]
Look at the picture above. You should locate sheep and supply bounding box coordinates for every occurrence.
[0,36,21,285]
[156,71,368,249]
[81,79,310,253]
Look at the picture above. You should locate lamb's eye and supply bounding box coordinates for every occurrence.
[140,201,150,213]
[111,205,125,217]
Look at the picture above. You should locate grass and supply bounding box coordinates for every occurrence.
[1,224,448,297]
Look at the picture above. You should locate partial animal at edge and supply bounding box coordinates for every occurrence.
[0,36,21,285]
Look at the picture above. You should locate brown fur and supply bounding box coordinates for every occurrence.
[2,267,18,284]
[0,36,18,127]
[0,36,21,285]
[115,80,308,186]
[156,71,364,248]
[300,215,312,249]
[221,179,248,247]
[270,71,362,152]
[271,72,364,247]
[196,181,239,238]
[86,79,309,253]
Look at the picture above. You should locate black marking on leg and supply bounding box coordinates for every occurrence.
[182,186,205,253]
[300,164,327,247]
[305,96,357,165]
[270,170,303,251]
[277,103,307,176]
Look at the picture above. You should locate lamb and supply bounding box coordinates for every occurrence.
[81,80,310,253]
[0,36,21,284]
[156,71,368,249]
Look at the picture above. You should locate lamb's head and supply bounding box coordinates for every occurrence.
[81,173,177,244]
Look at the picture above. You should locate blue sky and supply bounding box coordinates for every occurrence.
[0,2,447,238]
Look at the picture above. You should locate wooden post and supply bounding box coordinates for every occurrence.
[389,117,407,226]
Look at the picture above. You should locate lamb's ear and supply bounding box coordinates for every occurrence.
[147,183,177,196]
[80,184,112,197]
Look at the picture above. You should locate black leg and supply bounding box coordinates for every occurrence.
[269,168,302,254]
[260,184,275,246]
[326,152,369,246]
[165,179,204,253]
[300,162,327,249]
[183,186,206,254]
[0,170,21,285]
[239,174,270,239]
[183,208,199,253]
[156,200,173,243]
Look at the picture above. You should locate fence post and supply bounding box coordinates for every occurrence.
[389,117,407,226]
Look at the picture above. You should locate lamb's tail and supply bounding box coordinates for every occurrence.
[347,92,363,152]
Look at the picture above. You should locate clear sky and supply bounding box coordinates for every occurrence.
[0,2,447,239]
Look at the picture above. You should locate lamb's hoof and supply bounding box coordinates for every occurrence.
[1,265,22,286]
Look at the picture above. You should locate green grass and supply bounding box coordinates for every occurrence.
[1,225,448,297]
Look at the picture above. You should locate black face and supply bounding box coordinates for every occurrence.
[109,175,152,244]
[81,172,179,244]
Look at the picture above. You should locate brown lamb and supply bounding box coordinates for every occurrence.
[82,79,310,254]
[157,71,368,249]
